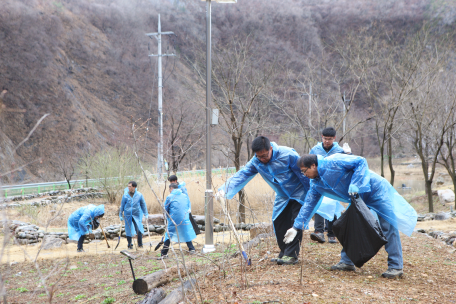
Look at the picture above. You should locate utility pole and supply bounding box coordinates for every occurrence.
[146,14,175,179]
[203,0,215,254]
[341,91,351,135]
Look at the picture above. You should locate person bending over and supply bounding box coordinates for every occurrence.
[161,183,196,257]
[309,127,350,244]
[68,204,105,252]
[283,154,417,278]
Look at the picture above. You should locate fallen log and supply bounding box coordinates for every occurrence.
[158,279,195,304]
[133,262,198,295]
[136,288,165,304]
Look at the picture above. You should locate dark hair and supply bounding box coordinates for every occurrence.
[168,175,178,182]
[128,181,137,188]
[251,136,271,153]
[322,127,336,137]
[298,154,318,168]
[169,183,179,190]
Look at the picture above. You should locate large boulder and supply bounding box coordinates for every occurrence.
[438,189,455,206]
[436,176,446,186]
[435,212,451,221]
[147,214,165,225]
[41,236,64,250]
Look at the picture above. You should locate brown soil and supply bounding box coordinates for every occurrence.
[2,227,456,303]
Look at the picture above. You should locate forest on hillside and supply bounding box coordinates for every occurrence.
[1,0,456,188]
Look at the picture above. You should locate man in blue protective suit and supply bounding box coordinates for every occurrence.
[168,175,200,235]
[68,204,105,252]
[160,183,197,257]
[217,136,310,265]
[283,154,418,278]
[309,127,351,244]
[119,181,149,249]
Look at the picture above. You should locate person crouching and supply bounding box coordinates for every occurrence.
[68,204,105,252]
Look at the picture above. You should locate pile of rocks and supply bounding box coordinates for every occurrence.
[92,224,167,240]
[5,220,69,247]
[417,211,456,221]
[147,214,264,233]
[1,188,104,209]
[416,229,456,247]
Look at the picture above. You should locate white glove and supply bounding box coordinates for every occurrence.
[283,227,298,244]
[343,143,351,154]
[215,189,225,199]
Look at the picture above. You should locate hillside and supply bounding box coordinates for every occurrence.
[1,0,455,183]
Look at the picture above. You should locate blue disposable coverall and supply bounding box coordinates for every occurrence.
[119,187,148,237]
[293,154,418,269]
[309,142,346,221]
[68,204,105,240]
[178,181,191,212]
[164,189,196,243]
[219,142,317,258]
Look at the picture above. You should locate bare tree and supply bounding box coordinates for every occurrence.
[79,145,140,204]
[339,23,447,185]
[405,69,456,212]
[189,36,276,223]
[438,107,456,208]
[164,98,204,174]
[271,52,363,154]
[51,150,76,189]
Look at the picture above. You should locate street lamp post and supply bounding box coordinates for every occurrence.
[201,0,237,254]
[341,91,351,136]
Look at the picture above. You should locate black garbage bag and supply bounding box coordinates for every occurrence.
[189,213,201,235]
[332,195,388,268]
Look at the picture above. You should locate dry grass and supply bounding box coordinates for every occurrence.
[140,173,275,224]
[8,198,119,229]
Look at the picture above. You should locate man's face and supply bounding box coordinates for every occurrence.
[170,180,177,184]
[128,183,135,193]
[255,147,273,164]
[322,135,336,149]
[300,164,319,179]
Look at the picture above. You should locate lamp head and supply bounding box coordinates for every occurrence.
[201,0,237,3]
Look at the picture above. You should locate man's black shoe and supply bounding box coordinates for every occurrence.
[330,262,356,271]
[382,268,403,279]
[310,232,326,243]
[328,236,338,244]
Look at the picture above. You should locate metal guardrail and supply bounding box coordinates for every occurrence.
[1,167,238,198]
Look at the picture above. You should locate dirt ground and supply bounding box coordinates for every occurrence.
[2,161,456,303]
[1,225,456,304]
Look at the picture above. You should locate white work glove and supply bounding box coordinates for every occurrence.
[214,189,225,199]
[348,184,359,196]
[283,227,298,244]
[343,143,352,154]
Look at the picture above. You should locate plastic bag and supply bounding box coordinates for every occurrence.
[91,218,100,230]
[189,213,201,235]
[332,195,388,268]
